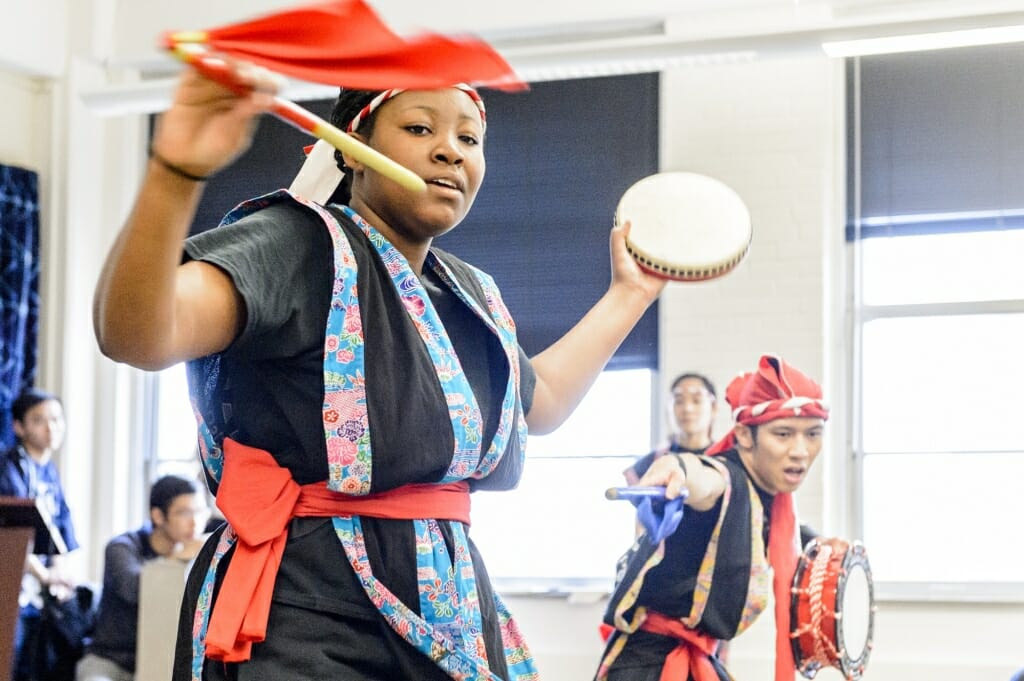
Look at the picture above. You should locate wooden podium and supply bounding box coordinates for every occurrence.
[0,496,52,681]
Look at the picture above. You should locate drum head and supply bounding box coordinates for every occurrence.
[837,544,875,677]
[615,172,752,282]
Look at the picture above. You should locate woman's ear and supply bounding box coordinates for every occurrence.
[340,132,368,173]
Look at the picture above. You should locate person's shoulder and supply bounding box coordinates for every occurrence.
[197,198,326,241]
[106,528,146,550]
[699,449,747,480]
[0,450,19,491]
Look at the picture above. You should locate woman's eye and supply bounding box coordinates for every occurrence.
[460,134,480,146]
[405,124,430,135]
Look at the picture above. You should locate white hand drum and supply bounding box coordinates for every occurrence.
[615,172,752,282]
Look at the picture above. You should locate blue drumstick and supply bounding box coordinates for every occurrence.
[605,486,688,501]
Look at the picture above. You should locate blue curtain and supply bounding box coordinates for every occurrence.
[0,164,40,449]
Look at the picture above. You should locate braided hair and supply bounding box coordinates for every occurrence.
[326,88,382,205]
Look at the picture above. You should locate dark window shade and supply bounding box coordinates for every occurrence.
[154,73,659,369]
[435,74,659,368]
[847,44,1024,240]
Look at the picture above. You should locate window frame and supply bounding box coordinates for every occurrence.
[850,232,1024,604]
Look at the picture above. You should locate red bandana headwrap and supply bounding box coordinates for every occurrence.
[706,355,829,681]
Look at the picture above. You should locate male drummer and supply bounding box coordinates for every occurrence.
[595,354,828,681]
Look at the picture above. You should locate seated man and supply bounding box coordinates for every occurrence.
[596,354,829,681]
[76,475,209,681]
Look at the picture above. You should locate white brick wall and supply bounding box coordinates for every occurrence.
[659,54,839,534]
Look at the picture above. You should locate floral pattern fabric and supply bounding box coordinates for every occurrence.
[188,191,535,681]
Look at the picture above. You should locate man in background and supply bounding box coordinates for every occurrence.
[76,475,208,681]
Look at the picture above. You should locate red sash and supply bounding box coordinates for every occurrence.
[640,611,720,681]
[204,437,471,662]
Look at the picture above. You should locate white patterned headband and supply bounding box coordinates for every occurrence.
[345,84,487,133]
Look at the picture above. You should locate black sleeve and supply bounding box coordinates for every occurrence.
[628,451,658,481]
[103,535,145,605]
[183,201,333,360]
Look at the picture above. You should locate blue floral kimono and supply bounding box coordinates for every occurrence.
[174,191,539,681]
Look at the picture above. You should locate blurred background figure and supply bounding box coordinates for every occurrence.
[1,388,81,681]
[623,372,718,485]
[76,474,208,681]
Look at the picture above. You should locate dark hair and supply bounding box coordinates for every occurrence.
[149,475,198,515]
[327,88,384,205]
[669,373,717,400]
[12,388,62,423]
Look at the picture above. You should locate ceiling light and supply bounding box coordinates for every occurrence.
[822,24,1024,57]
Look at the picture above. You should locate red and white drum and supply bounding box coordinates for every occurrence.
[790,538,875,680]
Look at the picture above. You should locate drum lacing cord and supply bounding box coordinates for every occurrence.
[792,543,843,671]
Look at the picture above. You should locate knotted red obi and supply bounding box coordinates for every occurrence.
[641,611,720,681]
[204,437,471,662]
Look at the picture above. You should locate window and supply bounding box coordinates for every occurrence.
[849,45,1024,601]
[471,368,654,592]
[857,233,1024,591]
[146,364,202,483]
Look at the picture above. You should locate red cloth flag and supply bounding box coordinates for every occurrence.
[162,0,525,91]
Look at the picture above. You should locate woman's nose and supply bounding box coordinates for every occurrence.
[433,137,464,165]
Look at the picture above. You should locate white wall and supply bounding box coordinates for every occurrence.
[0,72,49,170]
[0,0,67,78]
[0,0,152,581]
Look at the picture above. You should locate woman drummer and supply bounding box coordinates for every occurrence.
[92,59,665,680]
[623,372,718,486]
[596,355,828,681]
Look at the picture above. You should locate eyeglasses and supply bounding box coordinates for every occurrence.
[169,507,211,519]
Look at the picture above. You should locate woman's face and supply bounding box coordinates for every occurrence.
[13,399,66,457]
[348,88,486,245]
[671,378,716,439]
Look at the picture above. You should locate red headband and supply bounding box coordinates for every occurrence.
[727,355,829,426]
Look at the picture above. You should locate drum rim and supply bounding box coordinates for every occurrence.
[834,541,875,678]
[625,238,752,282]
[790,538,876,681]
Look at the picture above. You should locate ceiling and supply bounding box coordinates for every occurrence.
[75,0,1024,113]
